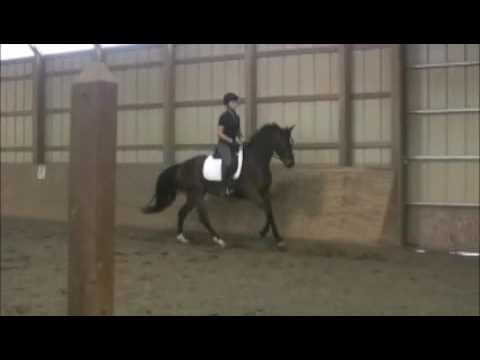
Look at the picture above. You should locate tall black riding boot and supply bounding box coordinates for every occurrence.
[225,176,235,196]
[221,166,231,197]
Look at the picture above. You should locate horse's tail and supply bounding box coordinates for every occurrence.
[142,164,179,214]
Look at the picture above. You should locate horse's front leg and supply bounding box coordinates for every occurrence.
[259,219,270,238]
[259,192,271,238]
[246,189,285,250]
[262,195,286,249]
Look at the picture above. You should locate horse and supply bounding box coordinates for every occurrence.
[142,123,296,250]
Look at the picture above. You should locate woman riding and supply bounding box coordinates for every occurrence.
[217,92,242,196]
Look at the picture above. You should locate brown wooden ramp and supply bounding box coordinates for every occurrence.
[113,166,397,247]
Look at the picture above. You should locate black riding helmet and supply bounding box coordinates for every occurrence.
[223,92,239,106]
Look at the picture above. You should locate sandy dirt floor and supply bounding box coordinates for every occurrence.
[1,217,478,316]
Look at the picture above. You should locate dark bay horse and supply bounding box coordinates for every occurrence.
[142,123,296,249]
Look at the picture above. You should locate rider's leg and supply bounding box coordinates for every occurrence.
[218,143,233,195]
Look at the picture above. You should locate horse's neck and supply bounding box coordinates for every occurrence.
[247,138,274,168]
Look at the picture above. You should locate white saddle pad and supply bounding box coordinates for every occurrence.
[202,147,243,182]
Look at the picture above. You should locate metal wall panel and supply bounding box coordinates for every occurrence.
[173,46,247,163]
[294,149,338,165]
[105,45,164,65]
[257,53,338,97]
[176,44,245,59]
[408,161,479,204]
[117,109,163,147]
[257,101,338,143]
[0,59,34,163]
[257,44,336,52]
[45,113,70,148]
[41,46,166,164]
[175,149,211,163]
[406,44,480,251]
[353,148,391,166]
[351,46,392,166]
[352,98,391,144]
[175,60,245,101]
[45,75,73,110]
[116,150,163,164]
[0,61,33,77]
[175,105,245,145]
[256,47,339,164]
[44,52,93,74]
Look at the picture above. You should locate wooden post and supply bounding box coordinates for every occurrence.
[391,44,406,245]
[68,62,117,315]
[338,44,352,166]
[163,44,175,166]
[245,44,257,137]
[31,51,46,164]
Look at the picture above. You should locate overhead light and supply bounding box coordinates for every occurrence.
[32,44,94,55]
[100,44,131,48]
[449,251,479,257]
[0,44,34,60]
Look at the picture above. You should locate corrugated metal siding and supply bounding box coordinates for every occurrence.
[176,44,245,59]
[112,48,164,164]
[256,48,339,164]
[351,46,392,166]
[0,59,34,163]
[44,52,94,163]
[175,105,245,145]
[105,46,164,65]
[407,44,479,205]
[257,44,336,52]
[175,60,245,101]
[42,46,166,164]
[173,45,246,162]
[406,44,480,250]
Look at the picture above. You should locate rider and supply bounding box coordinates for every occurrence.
[217,92,242,196]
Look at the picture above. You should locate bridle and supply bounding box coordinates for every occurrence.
[273,136,295,162]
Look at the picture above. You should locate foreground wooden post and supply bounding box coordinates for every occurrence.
[68,62,117,315]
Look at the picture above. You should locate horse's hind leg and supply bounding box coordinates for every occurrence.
[259,220,270,238]
[195,197,225,248]
[176,191,196,244]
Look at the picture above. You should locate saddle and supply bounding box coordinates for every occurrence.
[202,145,244,182]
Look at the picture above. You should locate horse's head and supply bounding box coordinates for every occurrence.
[272,124,296,168]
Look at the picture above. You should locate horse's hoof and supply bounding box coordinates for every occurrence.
[176,233,190,244]
[276,241,287,250]
[213,237,226,248]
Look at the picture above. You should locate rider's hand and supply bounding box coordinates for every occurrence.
[232,142,240,154]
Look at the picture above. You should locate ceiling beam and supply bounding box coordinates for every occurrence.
[29,44,41,58]
[94,44,104,62]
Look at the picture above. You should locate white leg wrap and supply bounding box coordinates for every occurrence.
[176,233,190,244]
[212,236,226,248]
[277,241,286,248]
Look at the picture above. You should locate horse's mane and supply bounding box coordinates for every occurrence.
[247,123,281,145]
